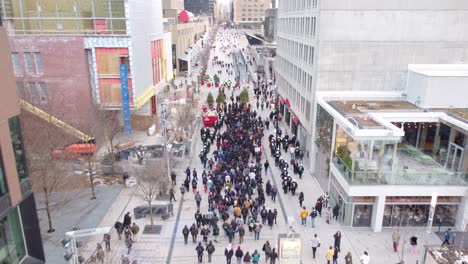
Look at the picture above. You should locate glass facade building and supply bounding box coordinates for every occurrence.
[314,92,468,231]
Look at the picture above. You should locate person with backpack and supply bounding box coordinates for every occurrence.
[252,250,261,264]
[262,241,272,263]
[310,207,318,227]
[182,225,190,245]
[206,241,216,263]
[235,245,244,264]
[195,242,205,263]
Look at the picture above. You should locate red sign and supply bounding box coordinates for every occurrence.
[285,98,291,108]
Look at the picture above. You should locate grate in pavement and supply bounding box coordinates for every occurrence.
[143,225,162,234]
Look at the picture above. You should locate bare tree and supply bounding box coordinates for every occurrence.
[95,109,121,157]
[21,100,81,233]
[135,160,170,229]
[173,103,195,142]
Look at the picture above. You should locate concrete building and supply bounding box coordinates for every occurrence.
[233,0,271,27]
[313,65,468,231]
[163,0,210,75]
[0,25,45,263]
[274,0,468,171]
[1,0,173,132]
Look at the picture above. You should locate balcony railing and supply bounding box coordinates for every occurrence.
[332,156,467,186]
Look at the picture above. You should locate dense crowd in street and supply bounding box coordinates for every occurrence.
[112,26,436,264]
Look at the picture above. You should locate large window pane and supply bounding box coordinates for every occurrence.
[23,53,33,74]
[353,204,372,227]
[8,117,28,181]
[0,208,26,264]
[435,205,458,227]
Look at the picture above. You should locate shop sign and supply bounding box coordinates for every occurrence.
[120,64,131,135]
[278,235,301,264]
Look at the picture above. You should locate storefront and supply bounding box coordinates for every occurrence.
[291,112,299,137]
[383,196,460,228]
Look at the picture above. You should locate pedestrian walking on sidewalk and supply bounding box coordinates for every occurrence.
[298,192,304,207]
[131,223,139,242]
[410,235,418,254]
[359,251,370,264]
[252,250,261,264]
[442,228,452,246]
[326,207,332,224]
[243,252,251,263]
[125,236,132,254]
[310,234,320,259]
[123,212,132,229]
[182,225,190,244]
[171,171,177,186]
[225,244,234,264]
[206,241,215,263]
[195,191,202,209]
[332,246,339,264]
[262,241,271,263]
[196,242,205,263]
[254,221,262,240]
[333,231,342,252]
[235,245,244,264]
[270,248,278,264]
[270,186,277,203]
[325,246,334,264]
[103,233,111,251]
[190,223,199,243]
[264,160,269,175]
[392,229,401,252]
[169,187,177,202]
[344,252,352,264]
[300,207,308,226]
[310,207,318,227]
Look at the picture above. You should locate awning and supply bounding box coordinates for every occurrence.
[291,112,299,126]
[285,98,291,107]
[135,84,156,110]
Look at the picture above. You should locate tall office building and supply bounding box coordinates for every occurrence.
[0,24,45,263]
[274,0,468,170]
[233,0,271,26]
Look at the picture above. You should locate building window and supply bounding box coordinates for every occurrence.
[0,208,27,264]
[8,116,28,181]
[16,82,25,99]
[23,52,33,74]
[11,53,22,76]
[33,52,43,74]
[0,152,8,197]
[38,82,48,103]
[28,82,36,103]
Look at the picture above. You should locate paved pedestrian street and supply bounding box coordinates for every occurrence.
[81,27,442,264]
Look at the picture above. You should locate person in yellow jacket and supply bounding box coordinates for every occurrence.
[325,246,334,264]
[300,207,308,226]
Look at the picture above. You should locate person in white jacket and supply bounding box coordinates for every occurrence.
[310,234,320,259]
[360,251,370,264]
